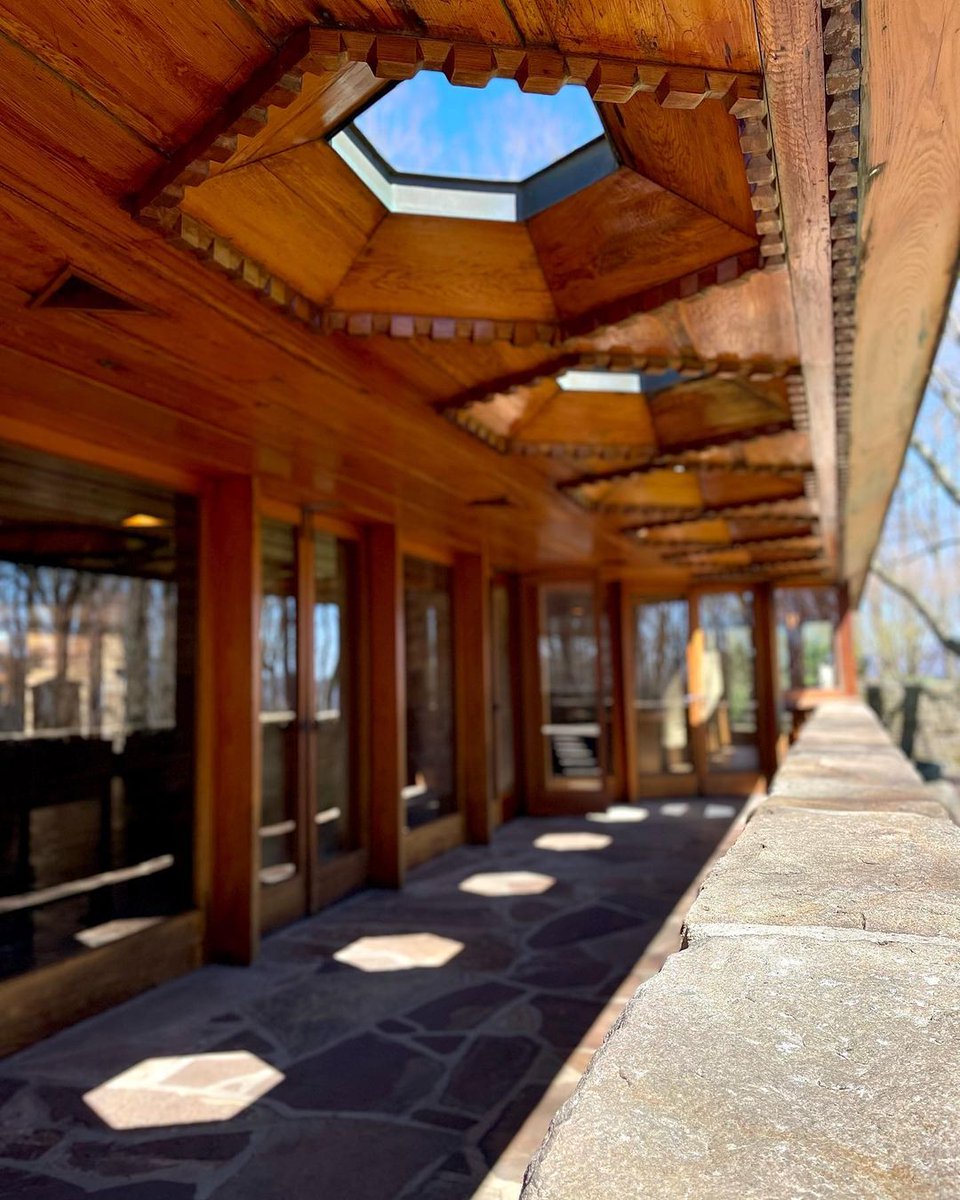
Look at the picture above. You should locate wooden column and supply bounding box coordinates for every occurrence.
[365,522,405,888]
[608,581,632,804]
[201,474,261,965]
[454,551,492,844]
[837,583,859,695]
[519,580,544,813]
[753,583,780,783]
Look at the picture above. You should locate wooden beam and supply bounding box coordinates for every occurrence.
[844,0,960,598]
[836,582,859,695]
[454,551,493,844]
[364,521,405,888]
[753,0,839,566]
[202,475,260,964]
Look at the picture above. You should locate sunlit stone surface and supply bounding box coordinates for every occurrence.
[333,932,464,972]
[459,872,556,897]
[83,1052,283,1130]
[586,806,649,824]
[533,832,612,852]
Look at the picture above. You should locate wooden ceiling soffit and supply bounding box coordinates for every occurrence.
[443,353,802,457]
[128,27,781,347]
[620,496,819,530]
[689,558,832,582]
[662,534,823,562]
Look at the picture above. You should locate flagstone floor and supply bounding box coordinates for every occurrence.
[0,802,744,1200]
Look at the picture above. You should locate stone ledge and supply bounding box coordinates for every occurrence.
[522,936,960,1199]
[757,793,951,820]
[683,808,960,944]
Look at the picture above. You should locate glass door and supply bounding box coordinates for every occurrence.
[258,516,359,931]
[539,584,605,794]
[632,598,697,795]
[697,590,760,781]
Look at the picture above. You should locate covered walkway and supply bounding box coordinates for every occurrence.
[0,804,741,1200]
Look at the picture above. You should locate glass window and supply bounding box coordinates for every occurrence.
[699,591,759,774]
[0,443,196,980]
[314,532,354,859]
[776,587,839,691]
[491,582,515,800]
[259,520,298,887]
[404,557,456,828]
[354,73,604,183]
[540,586,602,789]
[633,600,694,778]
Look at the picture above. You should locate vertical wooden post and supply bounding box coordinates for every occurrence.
[604,581,629,803]
[202,474,261,964]
[505,573,527,818]
[519,580,544,813]
[687,593,709,790]
[365,522,405,888]
[455,551,492,844]
[836,583,859,695]
[753,583,780,782]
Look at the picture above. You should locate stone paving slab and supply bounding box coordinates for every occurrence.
[523,935,960,1200]
[685,808,960,944]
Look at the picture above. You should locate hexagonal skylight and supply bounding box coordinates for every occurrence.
[330,73,617,221]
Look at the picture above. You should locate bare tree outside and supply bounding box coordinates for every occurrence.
[858,283,960,777]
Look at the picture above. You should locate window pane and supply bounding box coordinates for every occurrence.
[540,587,602,789]
[259,520,298,887]
[699,591,759,774]
[633,600,694,778]
[0,443,196,980]
[314,532,354,859]
[404,557,455,828]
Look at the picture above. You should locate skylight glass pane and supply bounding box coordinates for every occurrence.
[354,74,604,183]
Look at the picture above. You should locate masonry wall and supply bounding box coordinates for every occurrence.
[521,699,960,1197]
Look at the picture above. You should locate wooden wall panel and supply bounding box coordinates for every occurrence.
[529,170,756,321]
[0,0,272,151]
[602,95,757,236]
[184,141,387,305]
[332,215,557,321]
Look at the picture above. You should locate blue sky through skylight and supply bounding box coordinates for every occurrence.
[354,74,605,183]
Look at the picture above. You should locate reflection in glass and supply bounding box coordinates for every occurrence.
[314,532,353,859]
[491,583,515,800]
[540,587,602,789]
[0,443,195,981]
[259,521,298,886]
[633,600,694,777]
[776,587,840,735]
[404,558,455,828]
[699,591,759,773]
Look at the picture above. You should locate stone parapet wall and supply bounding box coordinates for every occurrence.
[521,700,960,1199]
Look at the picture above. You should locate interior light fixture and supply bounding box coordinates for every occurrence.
[122,513,167,528]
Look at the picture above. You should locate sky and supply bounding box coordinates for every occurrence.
[354,73,604,182]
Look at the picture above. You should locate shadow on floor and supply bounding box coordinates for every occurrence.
[0,800,742,1200]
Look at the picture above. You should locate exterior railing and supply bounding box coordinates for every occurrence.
[522,699,960,1198]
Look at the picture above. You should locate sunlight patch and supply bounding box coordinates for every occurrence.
[534,832,612,852]
[83,1052,283,1130]
[459,871,555,897]
[704,802,737,819]
[333,932,463,972]
[586,806,649,824]
[660,802,690,817]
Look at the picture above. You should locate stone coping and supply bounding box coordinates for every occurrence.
[521,700,960,1198]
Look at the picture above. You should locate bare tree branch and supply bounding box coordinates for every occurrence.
[871,564,960,657]
[890,536,960,565]
[911,438,960,507]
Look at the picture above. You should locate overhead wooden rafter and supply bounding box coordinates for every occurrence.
[128,26,787,346]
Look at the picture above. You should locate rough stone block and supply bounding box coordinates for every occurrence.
[757,793,952,821]
[685,808,960,943]
[522,936,960,1199]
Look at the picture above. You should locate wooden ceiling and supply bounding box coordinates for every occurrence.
[1,0,939,591]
